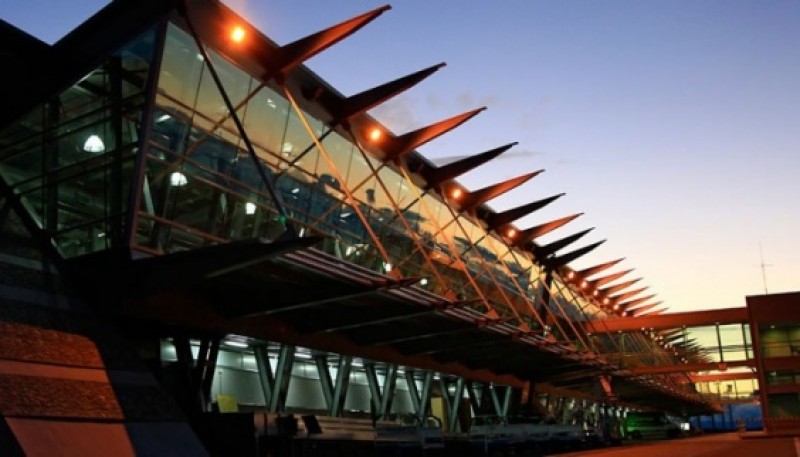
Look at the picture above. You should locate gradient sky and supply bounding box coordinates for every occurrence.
[2,0,798,313]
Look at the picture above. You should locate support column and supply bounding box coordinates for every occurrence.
[406,370,433,419]
[173,336,220,414]
[254,344,295,413]
[440,377,465,433]
[330,355,352,417]
[365,362,399,420]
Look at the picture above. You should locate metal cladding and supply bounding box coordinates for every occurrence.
[609,286,649,305]
[263,5,391,81]
[311,62,446,125]
[544,240,606,269]
[481,193,562,232]
[598,278,642,297]
[514,213,583,248]
[576,258,625,279]
[626,301,663,316]
[448,171,542,213]
[532,227,592,260]
[616,294,657,311]
[593,269,634,288]
[413,143,518,190]
[375,108,485,163]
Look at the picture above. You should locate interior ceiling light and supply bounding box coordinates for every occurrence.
[231,25,246,43]
[451,187,463,200]
[170,171,188,187]
[83,134,105,153]
[506,228,517,239]
[245,202,257,215]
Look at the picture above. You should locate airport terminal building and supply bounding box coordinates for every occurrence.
[0,0,796,454]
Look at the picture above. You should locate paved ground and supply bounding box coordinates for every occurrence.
[554,433,800,457]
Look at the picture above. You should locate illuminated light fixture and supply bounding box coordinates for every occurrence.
[224,339,248,348]
[383,262,393,273]
[245,202,257,215]
[506,228,517,239]
[230,26,246,43]
[368,127,382,142]
[567,271,575,280]
[295,352,312,360]
[613,304,620,311]
[291,188,300,194]
[604,298,610,305]
[592,290,599,297]
[580,280,588,289]
[83,134,105,153]
[451,187,463,200]
[420,278,428,286]
[155,114,171,123]
[169,171,188,187]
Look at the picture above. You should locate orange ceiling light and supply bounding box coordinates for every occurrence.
[451,187,463,200]
[368,127,382,142]
[506,228,517,239]
[230,26,246,43]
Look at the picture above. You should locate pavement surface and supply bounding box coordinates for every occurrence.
[554,433,800,457]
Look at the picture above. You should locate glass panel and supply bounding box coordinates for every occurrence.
[0,26,157,258]
[759,323,800,358]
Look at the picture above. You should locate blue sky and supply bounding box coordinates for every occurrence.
[2,0,798,313]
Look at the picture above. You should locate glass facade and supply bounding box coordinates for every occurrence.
[133,23,615,350]
[0,27,158,257]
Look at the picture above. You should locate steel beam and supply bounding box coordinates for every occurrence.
[585,307,748,333]
[629,359,755,375]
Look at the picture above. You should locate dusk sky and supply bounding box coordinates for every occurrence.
[2,0,798,313]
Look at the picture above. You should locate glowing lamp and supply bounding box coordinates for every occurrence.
[506,228,517,239]
[83,134,105,153]
[451,187,463,200]
[231,26,246,43]
[368,128,382,142]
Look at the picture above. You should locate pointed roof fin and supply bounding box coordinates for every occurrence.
[577,258,625,279]
[312,63,445,124]
[532,227,593,259]
[266,5,391,80]
[593,269,634,287]
[416,142,517,190]
[378,108,485,162]
[454,171,542,213]
[514,213,582,247]
[546,240,605,269]
[481,192,562,231]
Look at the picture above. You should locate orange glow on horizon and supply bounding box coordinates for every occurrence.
[231,26,246,43]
